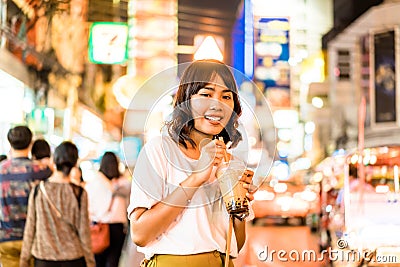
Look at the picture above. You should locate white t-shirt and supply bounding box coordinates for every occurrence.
[127,135,239,260]
[86,172,130,224]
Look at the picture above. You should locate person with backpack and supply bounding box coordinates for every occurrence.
[20,141,95,267]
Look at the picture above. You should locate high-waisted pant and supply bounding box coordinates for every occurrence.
[143,250,234,267]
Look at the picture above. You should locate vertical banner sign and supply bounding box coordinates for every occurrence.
[254,18,290,107]
[360,34,370,127]
[372,30,396,124]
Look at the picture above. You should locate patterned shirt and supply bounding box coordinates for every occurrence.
[20,182,95,267]
[0,157,52,242]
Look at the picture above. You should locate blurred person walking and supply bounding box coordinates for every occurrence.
[0,126,52,267]
[31,139,51,161]
[85,152,131,267]
[20,141,95,267]
[31,138,53,172]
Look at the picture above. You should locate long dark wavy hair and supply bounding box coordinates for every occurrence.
[166,59,242,149]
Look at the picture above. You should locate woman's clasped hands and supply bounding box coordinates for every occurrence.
[193,138,257,200]
[193,138,227,184]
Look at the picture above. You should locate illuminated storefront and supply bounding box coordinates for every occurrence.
[326,2,400,148]
[0,49,35,154]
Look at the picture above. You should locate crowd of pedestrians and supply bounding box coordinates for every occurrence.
[0,125,131,267]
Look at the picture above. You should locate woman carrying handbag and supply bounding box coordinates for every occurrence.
[85,151,131,267]
[20,141,95,267]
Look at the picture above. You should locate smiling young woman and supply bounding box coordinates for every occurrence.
[190,75,235,138]
[128,59,255,267]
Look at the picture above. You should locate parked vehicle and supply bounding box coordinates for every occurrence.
[252,173,320,225]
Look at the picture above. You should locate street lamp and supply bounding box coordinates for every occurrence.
[194,35,223,61]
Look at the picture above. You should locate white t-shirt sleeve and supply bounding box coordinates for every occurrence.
[85,173,113,222]
[127,137,167,217]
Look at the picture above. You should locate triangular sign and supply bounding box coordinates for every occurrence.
[194,36,223,61]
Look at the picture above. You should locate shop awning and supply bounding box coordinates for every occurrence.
[0,48,32,88]
[329,2,400,49]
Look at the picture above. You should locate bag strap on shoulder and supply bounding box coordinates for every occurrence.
[40,181,62,218]
[39,181,79,235]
